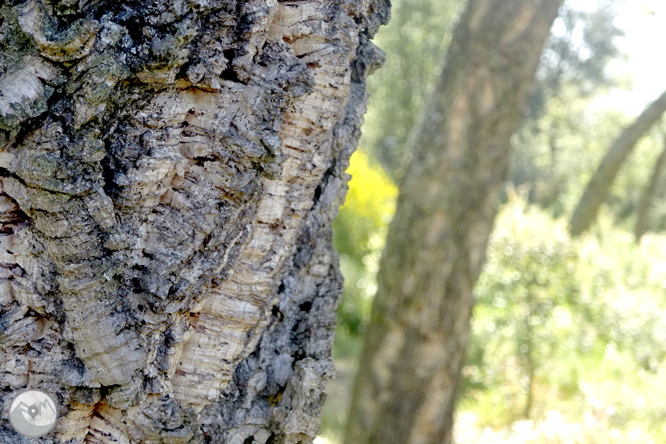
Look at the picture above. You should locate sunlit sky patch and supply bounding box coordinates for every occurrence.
[593,0,666,114]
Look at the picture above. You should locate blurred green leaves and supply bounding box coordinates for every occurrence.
[461,193,666,441]
[333,149,397,340]
[466,192,582,423]
[361,0,464,178]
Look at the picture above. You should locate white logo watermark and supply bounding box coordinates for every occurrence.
[8,389,58,438]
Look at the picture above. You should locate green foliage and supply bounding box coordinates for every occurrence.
[512,87,632,218]
[361,0,463,177]
[531,0,626,119]
[512,0,634,222]
[465,193,582,424]
[516,0,666,235]
[513,87,666,232]
[460,194,666,443]
[332,149,397,341]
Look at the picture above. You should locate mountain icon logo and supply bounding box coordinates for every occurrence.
[8,389,58,438]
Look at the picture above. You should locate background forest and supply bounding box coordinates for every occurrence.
[320,0,666,442]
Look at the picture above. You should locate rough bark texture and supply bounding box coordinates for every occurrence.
[570,89,666,237]
[345,1,562,444]
[0,0,389,442]
[635,134,666,242]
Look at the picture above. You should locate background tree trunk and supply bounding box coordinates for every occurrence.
[0,0,389,442]
[570,90,666,237]
[635,133,666,242]
[345,1,562,444]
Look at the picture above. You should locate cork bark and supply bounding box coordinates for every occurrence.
[345,1,563,444]
[0,0,389,442]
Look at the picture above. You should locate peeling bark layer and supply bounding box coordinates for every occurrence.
[0,0,389,442]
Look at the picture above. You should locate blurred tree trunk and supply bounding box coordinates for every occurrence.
[345,1,562,444]
[570,90,666,237]
[0,1,389,442]
[635,134,666,241]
